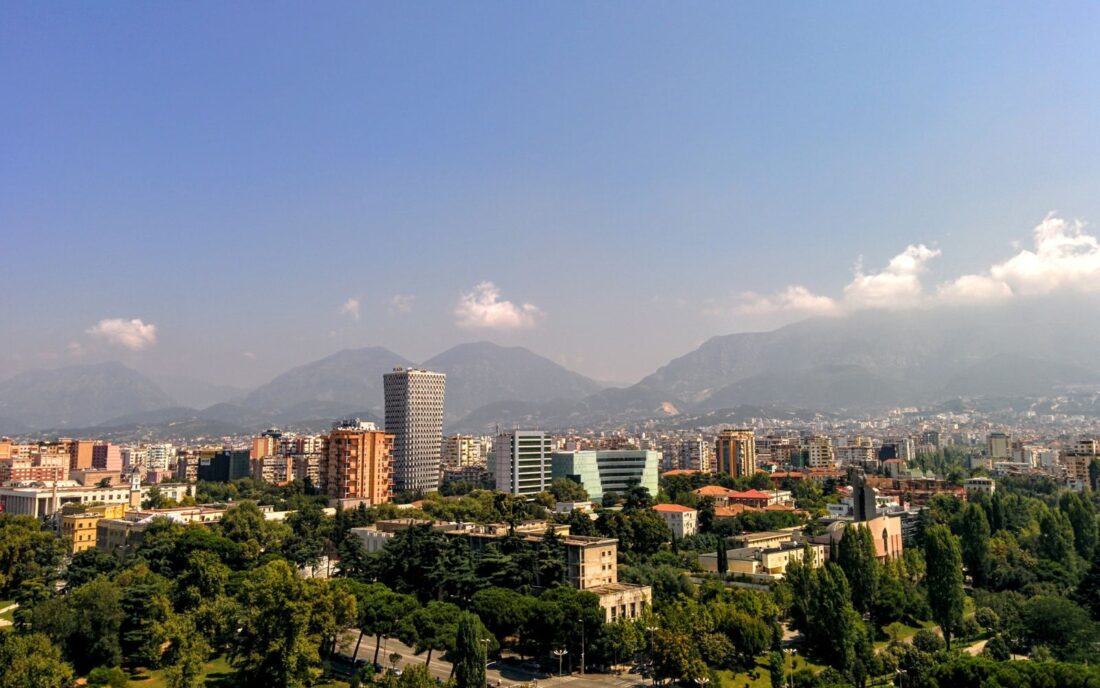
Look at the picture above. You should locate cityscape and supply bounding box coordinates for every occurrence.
[5,4,1100,688]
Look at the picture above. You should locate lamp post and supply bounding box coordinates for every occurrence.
[553,648,568,677]
[480,638,490,687]
[896,668,907,688]
[785,648,797,688]
[694,677,710,688]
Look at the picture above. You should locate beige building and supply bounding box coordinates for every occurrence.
[442,435,486,468]
[1061,439,1098,485]
[804,436,835,469]
[716,429,756,478]
[700,542,825,579]
[651,503,698,538]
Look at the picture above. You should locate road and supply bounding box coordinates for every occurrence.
[340,631,647,687]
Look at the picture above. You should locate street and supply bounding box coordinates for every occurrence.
[341,631,648,688]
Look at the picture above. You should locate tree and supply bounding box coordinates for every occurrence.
[161,613,211,688]
[1076,548,1100,620]
[1036,509,1076,567]
[767,650,785,688]
[1059,492,1098,560]
[716,541,728,575]
[549,478,588,503]
[174,550,230,611]
[622,485,655,512]
[116,565,173,667]
[357,583,420,665]
[400,600,462,666]
[65,548,123,588]
[0,632,73,688]
[470,587,534,651]
[67,576,125,673]
[1019,595,1099,662]
[453,612,488,688]
[230,559,356,687]
[837,524,878,615]
[924,524,965,650]
[958,503,991,587]
[807,563,861,673]
[0,514,66,596]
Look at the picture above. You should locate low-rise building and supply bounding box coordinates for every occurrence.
[651,503,698,538]
[59,503,127,553]
[964,476,996,495]
[699,541,825,579]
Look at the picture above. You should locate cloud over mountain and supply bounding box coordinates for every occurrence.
[86,318,158,351]
[455,281,543,329]
[737,214,1100,318]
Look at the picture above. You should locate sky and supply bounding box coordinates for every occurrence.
[3,2,1100,389]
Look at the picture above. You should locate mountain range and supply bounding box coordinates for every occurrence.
[3,301,1099,437]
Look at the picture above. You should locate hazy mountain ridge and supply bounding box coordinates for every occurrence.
[0,362,176,430]
[6,302,1100,436]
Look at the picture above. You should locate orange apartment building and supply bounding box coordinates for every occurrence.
[322,422,394,507]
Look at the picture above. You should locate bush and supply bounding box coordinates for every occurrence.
[87,666,128,688]
[912,629,945,654]
[974,607,999,632]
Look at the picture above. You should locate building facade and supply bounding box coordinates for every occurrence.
[716,429,757,478]
[384,368,446,493]
[551,450,659,502]
[493,430,553,495]
[321,420,393,507]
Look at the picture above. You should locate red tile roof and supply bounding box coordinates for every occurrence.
[652,503,696,513]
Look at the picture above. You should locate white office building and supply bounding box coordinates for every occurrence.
[494,430,553,495]
[384,368,446,493]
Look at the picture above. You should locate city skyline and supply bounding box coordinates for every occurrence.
[5,3,1100,386]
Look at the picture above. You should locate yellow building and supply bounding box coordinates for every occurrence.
[60,503,127,553]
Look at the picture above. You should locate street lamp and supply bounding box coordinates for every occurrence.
[896,668,907,688]
[694,677,710,688]
[480,638,491,687]
[552,648,568,677]
[785,648,798,688]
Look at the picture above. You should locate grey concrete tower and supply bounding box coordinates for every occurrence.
[383,367,446,493]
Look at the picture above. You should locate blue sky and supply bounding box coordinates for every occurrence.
[3,2,1100,386]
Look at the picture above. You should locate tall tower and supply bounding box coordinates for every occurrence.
[383,367,446,493]
[716,429,756,478]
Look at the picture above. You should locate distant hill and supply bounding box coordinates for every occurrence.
[241,347,414,419]
[0,362,175,429]
[424,342,604,421]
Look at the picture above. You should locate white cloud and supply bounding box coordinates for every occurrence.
[734,245,939,316]
[243,351,256,360]
[843,244,940,309]
[339,297,361,320]
[388,294,415,313]
[455,281,543,329]
[86,318,158,351]
[735,286,840,316]
[66,341,83,357]
[939,214,1100,303]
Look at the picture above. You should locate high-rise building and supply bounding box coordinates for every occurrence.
[321,420,393,506]
[384,368,446,493]
[804,435,835,469]
[716,429,756,478]
[92,443,122,472]
[69,439,95,471]
[494,430,552,495]
[443,434,486,468]
[1061,439,1098,486]
[251,429,281,459]
[197,450,251,482]
[988,432,1012,460]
